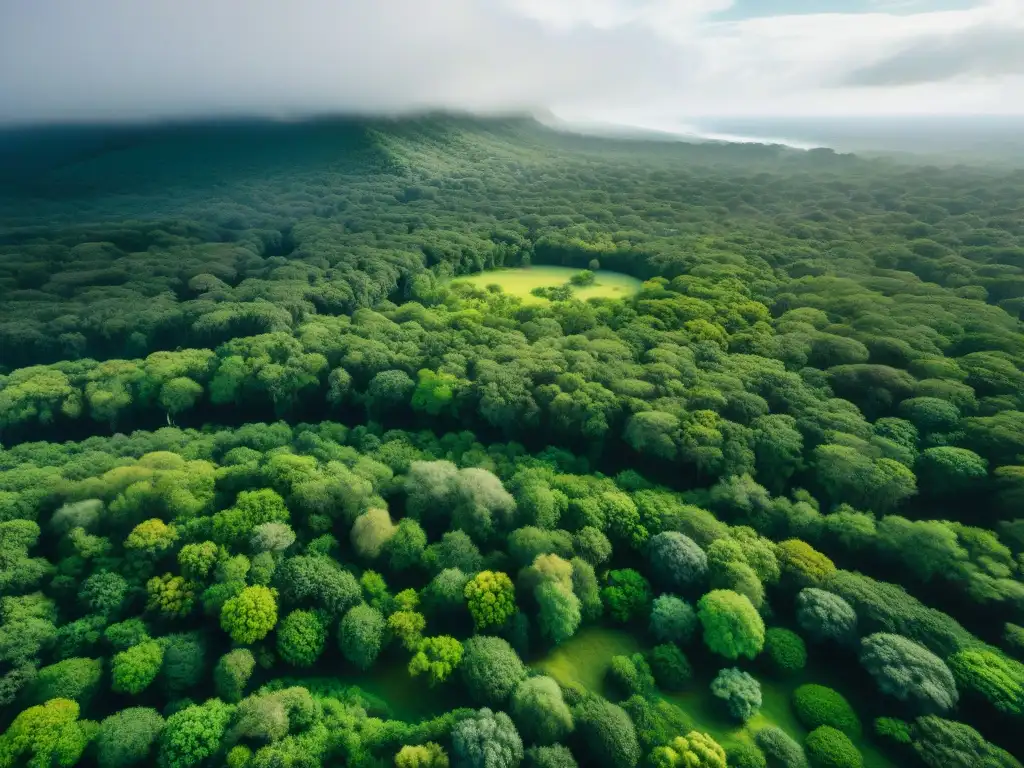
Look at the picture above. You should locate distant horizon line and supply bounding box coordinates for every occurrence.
[1,108,1023,132]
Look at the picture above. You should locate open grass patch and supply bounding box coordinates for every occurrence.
[532,626,641,692]
[450,265,642,304]
[533,627,897,768]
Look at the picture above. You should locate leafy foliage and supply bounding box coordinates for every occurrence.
[96,708,165,768]
[602,569,652,624]
[0,116,1022,768]
[460,636,527,707]
[649,595,697,645]
[572,696,641,768]
[697,590,765,660]
[338,603,385,671]
[792,685,861,738]
[464,571,516,631]
[649,732,726,768]
[727,742,768,768]
[804,726,863,768]
[276,609,327,667]
[910,715,1023,768]
[0,698,91,768]
[649,643,692,691]
[220,585,278,644]
[947,647,1024,716]
[647,532,708,592]
[710,668,762,722]
[409,635,464,686]
[452,708,524,768]
[755,727,808,768]
[764,628,807,675]
[29,657,103,707]
[112,641,164,695]
[395,742,450,768]
[214,648,254,703]
[795,590,858,646]
[511,675,574,745]
[859,633,959,714]
[157,698,233,768]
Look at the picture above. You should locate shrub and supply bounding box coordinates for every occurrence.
[571,558,603,622]
[214,648,254,703]
[112,641,164,695]
[620,695,694,754]
[697,590,765,660]
[649,644,692,691]
[947,647,1024,716]
[220,586,278,644]
[650,732,726,768]
[571,696,641,768]
[873,718,911,745]
[649,595,697,645]
[804,726,862,768]
[29,657,103,707]
[104,619,150,651]
[570,270,596,287]
[409,635,464,686]
[424,568,471,616]
[710,668,762,722]
[776,540,836,589]
[755,727,808,768]
[607,654,655,699]
[338,603,385,671]
[461,636,527,706]
[859,633,958,714]
[80,571,129,616]
[464,571,516,630]
[536,580,582,645]
[388,609,427,651]
[276,609,327,667]
[792,685,861,738]
[395,743,449,768]
[795,589,857,646]
[510,676,574,745]
[764,628,807,675]
[910,714,1021,768]
[96,707,165,768]
[0,698,91,768]
[727,742,768,768]
[159,632,205,698]
[452,708,523,768]
[350,508,396,559]
[525,744,578,768]
[647,532,708,592]
[602,569,652,624]
[388,518,428,572]
[226,746,252,768]
[158,698,233,768]
[274,555,361,617]
[574,526,612,567]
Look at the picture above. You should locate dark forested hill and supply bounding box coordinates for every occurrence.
[1,116,1022,768]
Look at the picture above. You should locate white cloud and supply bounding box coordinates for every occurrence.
[0,0,1020,125]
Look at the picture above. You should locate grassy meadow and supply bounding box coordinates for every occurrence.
[450,266,643,304]
[534,627,898,768]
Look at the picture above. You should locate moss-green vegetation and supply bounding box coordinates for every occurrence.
[533,627,897,768]
[451,266,642,304]
[534,627,642,693]
[0,115,1022,768]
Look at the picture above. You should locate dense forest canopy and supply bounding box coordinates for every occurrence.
[0,116,1022,768]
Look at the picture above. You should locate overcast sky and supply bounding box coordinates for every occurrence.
[0,0,1021,126]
